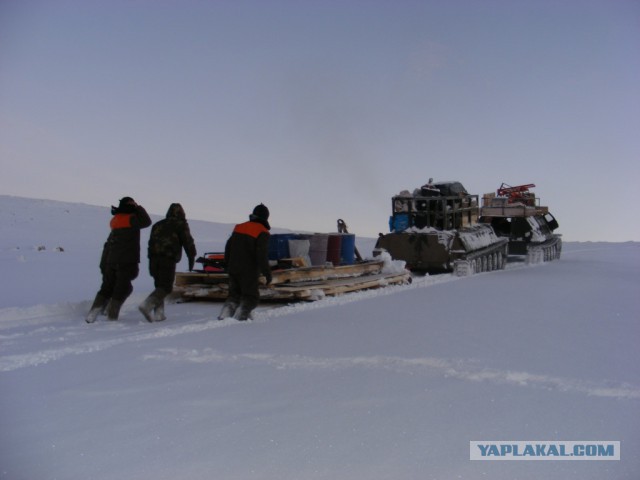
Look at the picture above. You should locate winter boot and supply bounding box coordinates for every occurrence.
[233,304,253,321]
[139,289,166,322]
[217,301,238,320]
[138,295,159,323]
[154,301,166,322]
[107,299,124,321]
[86,306,103,324]
[86,294,109,324]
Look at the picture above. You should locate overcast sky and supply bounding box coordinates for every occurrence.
[1,0,638,241]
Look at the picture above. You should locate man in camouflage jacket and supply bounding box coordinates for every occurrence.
[139,203,197,322]
[86,197,152,322]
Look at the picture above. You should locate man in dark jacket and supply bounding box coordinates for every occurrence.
[218,204,272,321]
[86,197,152,323]
[139,203,197,322]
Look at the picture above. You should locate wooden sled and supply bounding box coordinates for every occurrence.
[174,260,411,302]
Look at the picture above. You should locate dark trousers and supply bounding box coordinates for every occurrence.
[227,271,260,311]
[149,256,177,296]
[98,263,139,302]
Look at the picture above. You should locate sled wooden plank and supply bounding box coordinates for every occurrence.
[176,284,228,300]
[264,272,410,298]
[269,271,406,289]
[269,260,384,284]
[174,272,228,286]
[176,283,309,301]
[318,272,410,295]
[175,268,411,302]
[175,260,384,287]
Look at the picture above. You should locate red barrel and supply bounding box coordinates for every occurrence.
[326,234,342,266]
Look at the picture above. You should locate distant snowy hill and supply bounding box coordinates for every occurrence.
[1,195,638,480]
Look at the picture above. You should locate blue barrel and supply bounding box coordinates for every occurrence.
[339,233,356,265]
[268,234,298,260]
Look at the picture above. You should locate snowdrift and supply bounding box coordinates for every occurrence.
[1,196,639,480]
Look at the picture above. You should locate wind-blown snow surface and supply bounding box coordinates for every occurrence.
[1,195,638,479]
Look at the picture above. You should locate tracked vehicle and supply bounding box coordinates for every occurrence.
[375,180,509,275]
[480,183,561,263]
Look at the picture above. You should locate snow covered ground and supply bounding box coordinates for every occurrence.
[1,195,638,479]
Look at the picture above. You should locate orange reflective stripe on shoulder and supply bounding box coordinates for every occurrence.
[233,221,269,238]
[110,213,133,230]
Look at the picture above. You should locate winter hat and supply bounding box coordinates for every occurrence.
[252,203,270,221]
[118,197,135,208]
[111,196,136,215]
[166,203,185,219]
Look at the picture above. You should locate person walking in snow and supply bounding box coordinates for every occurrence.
[86,197,151,323]
[218,204,272,321]
[139,203,197,322]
